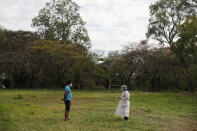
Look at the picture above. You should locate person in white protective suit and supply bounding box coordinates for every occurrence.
[115,85,130,121]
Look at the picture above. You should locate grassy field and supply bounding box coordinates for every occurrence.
[0,89,197,131]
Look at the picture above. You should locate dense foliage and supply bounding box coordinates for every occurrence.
[0,29,100,89]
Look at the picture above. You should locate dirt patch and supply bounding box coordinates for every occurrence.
[168,117,197,131]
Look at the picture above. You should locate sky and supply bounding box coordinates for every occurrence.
[0,0,158,52]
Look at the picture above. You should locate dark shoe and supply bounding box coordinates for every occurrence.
[124,116,129,121]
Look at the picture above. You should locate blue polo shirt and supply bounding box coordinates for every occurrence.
[64,85,72,100]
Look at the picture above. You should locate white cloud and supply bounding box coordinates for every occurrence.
[0,0,158,51]
[75,0,158,50]
[0,0,46,30]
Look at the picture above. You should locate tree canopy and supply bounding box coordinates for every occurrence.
[147,0,196,46]
[32,0,91,48]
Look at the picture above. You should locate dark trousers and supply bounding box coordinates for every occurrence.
[65,100,71,111]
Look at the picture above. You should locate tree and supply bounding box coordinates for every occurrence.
[173,15,197,60]
[32,0,91,48]
[147,0,196,46]
[174,15,197,93]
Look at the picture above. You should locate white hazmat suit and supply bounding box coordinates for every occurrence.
[115,91,130,117]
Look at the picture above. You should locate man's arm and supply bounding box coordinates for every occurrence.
[62,91,68,101]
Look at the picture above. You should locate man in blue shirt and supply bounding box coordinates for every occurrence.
[62,80,72,121]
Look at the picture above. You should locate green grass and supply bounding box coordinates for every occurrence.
[0,90,197,131]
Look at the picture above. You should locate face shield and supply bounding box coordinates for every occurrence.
[120,85,128,92]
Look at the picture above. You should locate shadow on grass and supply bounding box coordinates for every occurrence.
[113,117,124,122]
[13,94,23,100]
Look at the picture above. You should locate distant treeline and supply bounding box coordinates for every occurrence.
[0,28,196,93]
